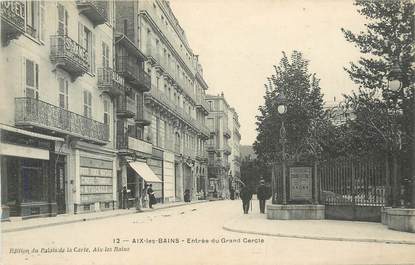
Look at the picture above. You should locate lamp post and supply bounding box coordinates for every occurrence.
[276,91,288,205]
[387,61,402,207]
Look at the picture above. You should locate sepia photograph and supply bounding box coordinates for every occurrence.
[1,0,415,264]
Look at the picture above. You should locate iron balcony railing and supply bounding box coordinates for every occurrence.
[117,133,152,155]
[97,67,124,97]
[146,87,210,138]
[76,1,108,26]
[1,1,25,45]
[117,94,136,118]
[116,56,150,91]
[15,97,109,143]
[50,35,89,78]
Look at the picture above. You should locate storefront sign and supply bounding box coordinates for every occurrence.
[289,166,312,201]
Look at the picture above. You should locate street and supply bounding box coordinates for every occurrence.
[2,200,415,265]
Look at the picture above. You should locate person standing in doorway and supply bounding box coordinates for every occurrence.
[142,184,149,208]
[147,184,156,209]
[240,185,252,214]
[122,186,129,209]
[257,179,268,214]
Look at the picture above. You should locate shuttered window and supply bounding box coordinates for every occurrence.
[58,77,68,109]
[24,59,39,99]
[79,23,95,74]
[57,3,68,35]
[83,91,92,118]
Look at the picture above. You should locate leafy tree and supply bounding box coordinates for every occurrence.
[254,51,326,163]
[341,0,414,141]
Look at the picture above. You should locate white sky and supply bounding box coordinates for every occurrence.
[169,0,367,145]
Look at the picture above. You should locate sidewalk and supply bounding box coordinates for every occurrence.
[223,204,415,245]
[1,200,208,233]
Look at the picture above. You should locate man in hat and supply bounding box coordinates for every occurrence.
[240,185,252,214]
[256,179,267,214]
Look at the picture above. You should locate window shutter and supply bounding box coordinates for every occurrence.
[39,1,45,41]
[57,3,64,35]
[35,63,39,99]
[78,22,84,47]
[91,32,96,73]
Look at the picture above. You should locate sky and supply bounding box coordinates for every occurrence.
[169,0,368,145]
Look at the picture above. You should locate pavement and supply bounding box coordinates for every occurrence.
[223,200,415,245]
[2,200,415,265]
[1,200,208,233]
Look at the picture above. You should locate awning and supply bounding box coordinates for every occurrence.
[0,123,65,142]
[129,161,161,183]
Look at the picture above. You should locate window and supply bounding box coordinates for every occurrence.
[208,101,213,111]
[103,100,110,124]
[79,23,95,74]
[58,77,68,109]
[102,42,110,68]
[24,59,39,99]
[57,3,68,36]
[83,90,92,118]
[27,1,45,41]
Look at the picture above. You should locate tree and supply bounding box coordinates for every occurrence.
[254,51,326,163]
[341,0,414,138]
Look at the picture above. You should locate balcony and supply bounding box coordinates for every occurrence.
[196,150,208,162]
[15,97,109,144]
[135,110,151,127]
[146,88,210,138]
[50,35,89,80]
[117,134,152,156]
[223,128,231,138]
[196,99,209,115]
[116,56,151,91]
[1,1,25,46]
[76,1,108,26]
[97,68,124,97]
[117,94,136,118]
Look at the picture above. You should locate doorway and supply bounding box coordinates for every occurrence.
[55,156,66,214]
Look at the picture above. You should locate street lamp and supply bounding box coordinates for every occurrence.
[276,91,288,204]
[387,61,402,207]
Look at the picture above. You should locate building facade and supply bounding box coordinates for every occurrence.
[228,108,241,191]
[1,1,118,219]
[205,93,234,199]
[0,0,213,221]
[118,0,210,202]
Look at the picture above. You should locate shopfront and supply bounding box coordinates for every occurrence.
[0,125,64,220]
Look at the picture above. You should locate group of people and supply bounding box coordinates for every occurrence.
[121,184,157,210]
[239,179,271,214]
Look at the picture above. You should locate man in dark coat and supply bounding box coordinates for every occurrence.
[147,184,156,209]
[257,180,268,214]
[240,185,252,214]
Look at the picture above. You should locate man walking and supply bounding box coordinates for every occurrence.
[240,185,252,214]
[257,179,268,214]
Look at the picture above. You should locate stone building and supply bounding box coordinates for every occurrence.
[205,92,240,199]
[1,1,118,219]
[118,0,210,202]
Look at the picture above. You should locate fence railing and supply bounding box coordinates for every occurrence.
[15,97,109,143]
[319,157,387,207]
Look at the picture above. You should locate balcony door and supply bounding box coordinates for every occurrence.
[57,3,68,36]
[58,77,69,130]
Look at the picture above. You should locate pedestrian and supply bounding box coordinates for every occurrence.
[142,184,149,208]
[240,185,252,214]
[122,186,129,209]
[184,189,191,202]
[147,184,156,209]
[257,179,268,214]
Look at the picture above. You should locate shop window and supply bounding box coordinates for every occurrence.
[21,159,47,202]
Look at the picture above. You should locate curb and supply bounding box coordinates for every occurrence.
[2,200,209,233]
[222,222,415,245]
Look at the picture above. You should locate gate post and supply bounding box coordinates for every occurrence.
[313,160,319,204]
[351,159,356,220]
